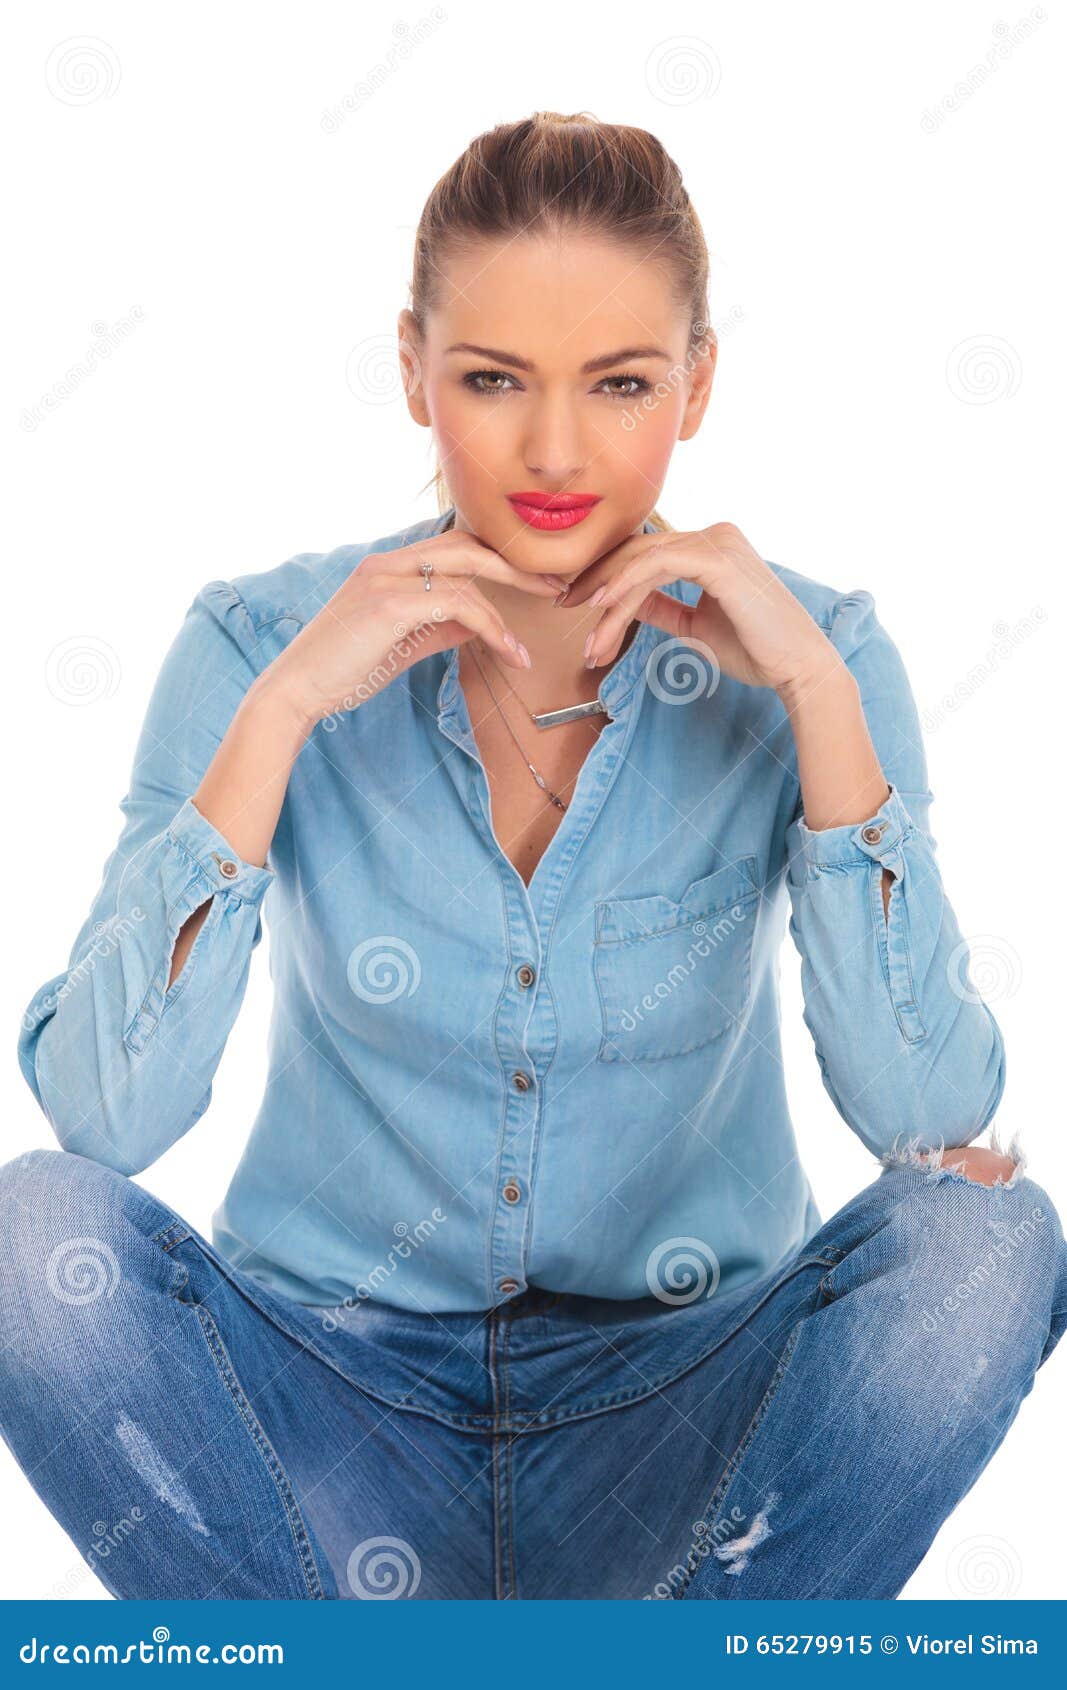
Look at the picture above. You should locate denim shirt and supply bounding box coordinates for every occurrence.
[17,508,1006,1313]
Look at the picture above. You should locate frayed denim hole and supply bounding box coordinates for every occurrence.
[879,1124,1025,1192]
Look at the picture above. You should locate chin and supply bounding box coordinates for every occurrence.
[459,499,640,570]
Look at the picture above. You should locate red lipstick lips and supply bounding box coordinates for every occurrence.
[507,492,602,531]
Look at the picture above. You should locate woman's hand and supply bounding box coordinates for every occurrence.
[264,530,560,730]
[564,521,840,695]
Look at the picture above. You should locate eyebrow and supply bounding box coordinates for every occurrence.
[443,342,673,374]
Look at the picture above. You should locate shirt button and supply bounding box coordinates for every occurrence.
[516,964,536,988]
[498,1277,520,1294]
[502,1180,522,1204]
[512,1071,532,1092]
[218,859,239,879]
[861,825,884,845]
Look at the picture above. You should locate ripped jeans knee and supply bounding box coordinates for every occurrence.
[880,1122,1025,1191]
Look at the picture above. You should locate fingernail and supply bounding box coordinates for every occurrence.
[583,632,595,662]
[518,643,532,667]
[552,585,571,607]
[589,586,606,607]
[503,629,518,650]
[542,575,569,591]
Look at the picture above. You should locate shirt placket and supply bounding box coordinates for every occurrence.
[433,625,657,1307]
[434,650,542,1304]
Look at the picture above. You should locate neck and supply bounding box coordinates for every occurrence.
[448,505,643,698]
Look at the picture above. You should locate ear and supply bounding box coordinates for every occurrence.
[398,308,430,426]
[677,329,717,443]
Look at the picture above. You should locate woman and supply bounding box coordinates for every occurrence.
[5,111,1065,1602]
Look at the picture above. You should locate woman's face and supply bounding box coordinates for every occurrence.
[400,231,715,574]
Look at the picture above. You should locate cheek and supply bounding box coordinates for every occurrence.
[610,402,679,489]
[432,413,513,513]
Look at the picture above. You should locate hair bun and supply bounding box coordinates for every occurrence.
[533,109,599,127]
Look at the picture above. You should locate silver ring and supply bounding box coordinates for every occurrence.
[419,558,433,591]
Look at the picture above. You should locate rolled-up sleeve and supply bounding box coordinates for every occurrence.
[17,581,275,1175]
[783,589,1006,1159]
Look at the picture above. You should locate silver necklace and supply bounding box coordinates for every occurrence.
[467,642,587,812]
[440,507,612,729]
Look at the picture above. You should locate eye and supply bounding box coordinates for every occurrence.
[462,368,519,396]
[599,373,652,399]
[461,368,654,399]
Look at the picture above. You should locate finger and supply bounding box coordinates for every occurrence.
[584,569,684,667]
[561,533,673,607]
[386,532,562,597]
[387,576,531,669]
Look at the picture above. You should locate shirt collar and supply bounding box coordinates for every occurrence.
[432,508,687,734]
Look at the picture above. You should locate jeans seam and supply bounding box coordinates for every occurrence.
[487,1310,508,1601]
[674,1318,803,1599]
[493,1253,833,1432]
[165,1250,327,1600]
[503,1315,519,1599]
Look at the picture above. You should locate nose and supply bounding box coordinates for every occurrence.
[522,390,590,485]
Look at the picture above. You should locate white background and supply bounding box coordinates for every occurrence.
[3,0,1063,1600]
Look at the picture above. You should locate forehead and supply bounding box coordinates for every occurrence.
[427,231,685,354]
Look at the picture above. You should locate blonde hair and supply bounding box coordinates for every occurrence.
[410,109,715,534]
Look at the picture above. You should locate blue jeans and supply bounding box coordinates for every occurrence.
[0,1146,1064,1600]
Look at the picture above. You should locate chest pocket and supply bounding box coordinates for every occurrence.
[593,856,761,1062]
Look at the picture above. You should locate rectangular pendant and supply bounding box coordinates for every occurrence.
[531,700,609,730]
